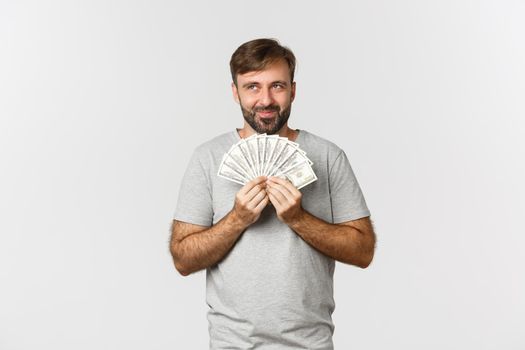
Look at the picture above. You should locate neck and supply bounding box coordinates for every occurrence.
[238,124,298,141]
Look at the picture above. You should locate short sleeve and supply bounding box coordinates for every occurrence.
[329,150,370,223]
[173,150,214,227]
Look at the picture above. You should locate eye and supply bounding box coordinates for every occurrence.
[272,83,285,89]
[247,84,258,90]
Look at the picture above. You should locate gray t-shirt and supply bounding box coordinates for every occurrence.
[174,130,370,350]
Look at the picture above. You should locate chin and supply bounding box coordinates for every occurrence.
[257,125,278,134]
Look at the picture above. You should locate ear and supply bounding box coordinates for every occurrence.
[231,82,240,104]
[290,81,296,102]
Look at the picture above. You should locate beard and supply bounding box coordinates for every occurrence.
[240,102,292,135]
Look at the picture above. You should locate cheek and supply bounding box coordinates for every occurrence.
[277,95,292,107]
[242,101,256,111]
[239,95,256,107]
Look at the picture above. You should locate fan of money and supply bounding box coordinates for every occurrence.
[218,133,317,190]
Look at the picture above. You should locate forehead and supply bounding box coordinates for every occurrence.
[236,59,292,84]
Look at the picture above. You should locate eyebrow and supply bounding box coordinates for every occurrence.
[241,81,289,88]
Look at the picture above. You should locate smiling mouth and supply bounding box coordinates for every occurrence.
[257,110,277,118]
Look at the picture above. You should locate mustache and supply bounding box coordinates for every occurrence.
[253,105,280,113]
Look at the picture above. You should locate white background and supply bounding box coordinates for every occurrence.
[1,1,524,349]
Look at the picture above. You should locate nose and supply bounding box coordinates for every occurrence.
[259,86,274,106]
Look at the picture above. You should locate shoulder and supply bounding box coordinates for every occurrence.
[181,131,236,183]
[192,131,237,159]
[299,130,345,160]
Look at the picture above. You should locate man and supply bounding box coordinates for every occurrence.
[170,38,376,349]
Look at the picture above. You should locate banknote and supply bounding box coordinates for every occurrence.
[217,134,317,190]
[218,156,249,185]
[257,134,267,176]
[277,149,310,174]
[227,143,256,179]
[261,135,280,175]
[264,136,286,175]
[245,135,260,176]
[267,142,298,176]
[237,139,257,177]
[276,161,318,189]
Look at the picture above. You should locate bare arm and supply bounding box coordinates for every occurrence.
[266,176,376,268]
[170,176,269,276]
[288,214,375,268]
[170,216,243,276]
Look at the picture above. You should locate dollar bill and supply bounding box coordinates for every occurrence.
[278,149,310,173]
[245,135,260,176]
[257,134,267,177]
[237,139,257,177]
[265,137,287,176]
[227,143,256,179]
[217,133,318,189]
[218,156,249,185]
[276,161,318,189]
[268,142,298,176]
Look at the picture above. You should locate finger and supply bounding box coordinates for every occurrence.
[244,182,267,202]
[267,191,283,210]
[254,195,269,212]
[247,190,267,209]
[240,176,267,196]
[268,178,301,205]
[267,181,295,205]
[266,185,287,206]
[268,176,299,196]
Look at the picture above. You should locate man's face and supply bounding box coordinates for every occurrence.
[232,59,296,135]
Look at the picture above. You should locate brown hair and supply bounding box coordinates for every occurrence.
[230,38,296,86]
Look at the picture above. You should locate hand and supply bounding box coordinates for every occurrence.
[231,176,269,228]
[266,176,304,225]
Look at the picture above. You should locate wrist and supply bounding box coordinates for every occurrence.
[286,207,307,228]
[227,208,250,231]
